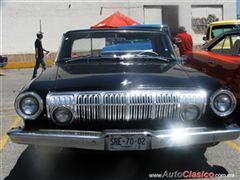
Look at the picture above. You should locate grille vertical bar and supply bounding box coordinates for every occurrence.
[75,92,181,121]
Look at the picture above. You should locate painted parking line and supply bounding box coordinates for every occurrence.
[0,116,20,152]
[224,141,240,153]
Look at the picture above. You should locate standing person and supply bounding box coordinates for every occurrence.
[32,32,49,79]
[174,26,193,56]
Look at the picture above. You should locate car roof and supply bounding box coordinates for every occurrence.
[65,28,165,36]
[210,20,240,26]
[121,24,169,29]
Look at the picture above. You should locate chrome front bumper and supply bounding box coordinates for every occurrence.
[8,126,240,151]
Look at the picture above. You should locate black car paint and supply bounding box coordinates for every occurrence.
[20,59,228,130]
[19,29,232,130]
[28,60,222,95]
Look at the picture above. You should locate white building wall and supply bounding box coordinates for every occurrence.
[2,2,109,54]
[1,0,237,54]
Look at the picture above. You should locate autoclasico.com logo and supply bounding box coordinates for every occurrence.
[149,171,235,179]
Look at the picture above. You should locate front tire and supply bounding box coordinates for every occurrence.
[174,146,207,157]
[30,145,63,177]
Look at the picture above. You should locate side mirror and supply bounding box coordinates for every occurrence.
[202,36,207,41]
[177,56,188,65]
[174,37,182,45]
[177,56,187,62]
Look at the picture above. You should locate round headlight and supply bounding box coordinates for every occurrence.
[214,94,231,112]
[181,105,200,122]
[52,107,73,125]
[15,92,43,119]
[211,90,236,117]
[20,96,39,115]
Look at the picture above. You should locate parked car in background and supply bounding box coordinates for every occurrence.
[8,29,240,155]
[101,39,153,56]
[186,30,240,110]
[203,20,240,43]
[0,56,8,67]
[102,25,173,55]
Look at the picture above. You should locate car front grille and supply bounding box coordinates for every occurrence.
[46,90,207,123]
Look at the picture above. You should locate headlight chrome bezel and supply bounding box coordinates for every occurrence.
[15,91,43,120]
[180,104,201,122]
[210,89,236,117]
[52,106,74,126]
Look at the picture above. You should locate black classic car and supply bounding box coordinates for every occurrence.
[0,55,8,67]
[8,29,240,153]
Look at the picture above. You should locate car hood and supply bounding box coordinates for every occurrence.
[28,61,221,94]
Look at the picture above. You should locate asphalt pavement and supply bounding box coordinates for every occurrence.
[0,68,240,180]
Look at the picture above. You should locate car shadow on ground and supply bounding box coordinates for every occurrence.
[5,146,228,180]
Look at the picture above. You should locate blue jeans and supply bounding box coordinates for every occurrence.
[32,57,46,78]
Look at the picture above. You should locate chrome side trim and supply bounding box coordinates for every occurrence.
[8,125,240,150]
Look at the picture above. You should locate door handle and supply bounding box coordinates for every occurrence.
[207,60,215,65]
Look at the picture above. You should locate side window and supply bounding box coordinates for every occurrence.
[71,38,107,58]
[210,35,232,55]
[222,36,231,49]
[71,39,91,58]
[92,38,106,56]
[210,34,240,56]
[231,35,240,56]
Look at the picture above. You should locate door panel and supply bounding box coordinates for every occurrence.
[208,52,240,102]
[188,32,240,103]
[186,51,210,73]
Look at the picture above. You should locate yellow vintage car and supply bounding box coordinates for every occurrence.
[203,20,240,42]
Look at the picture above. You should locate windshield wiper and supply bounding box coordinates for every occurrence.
[64,55,113,63]
[134,54,171,63]
[61,54,173,64]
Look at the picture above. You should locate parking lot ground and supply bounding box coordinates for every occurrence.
[0,68,240,180]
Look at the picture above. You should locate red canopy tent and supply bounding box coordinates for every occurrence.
[91,11,140,28]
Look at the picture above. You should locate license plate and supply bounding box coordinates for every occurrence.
[108,134,148,151]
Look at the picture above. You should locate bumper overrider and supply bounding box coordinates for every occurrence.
[8,125,240,151]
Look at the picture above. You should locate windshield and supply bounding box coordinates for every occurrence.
[211,25,240,38]
[57,30,176,62]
